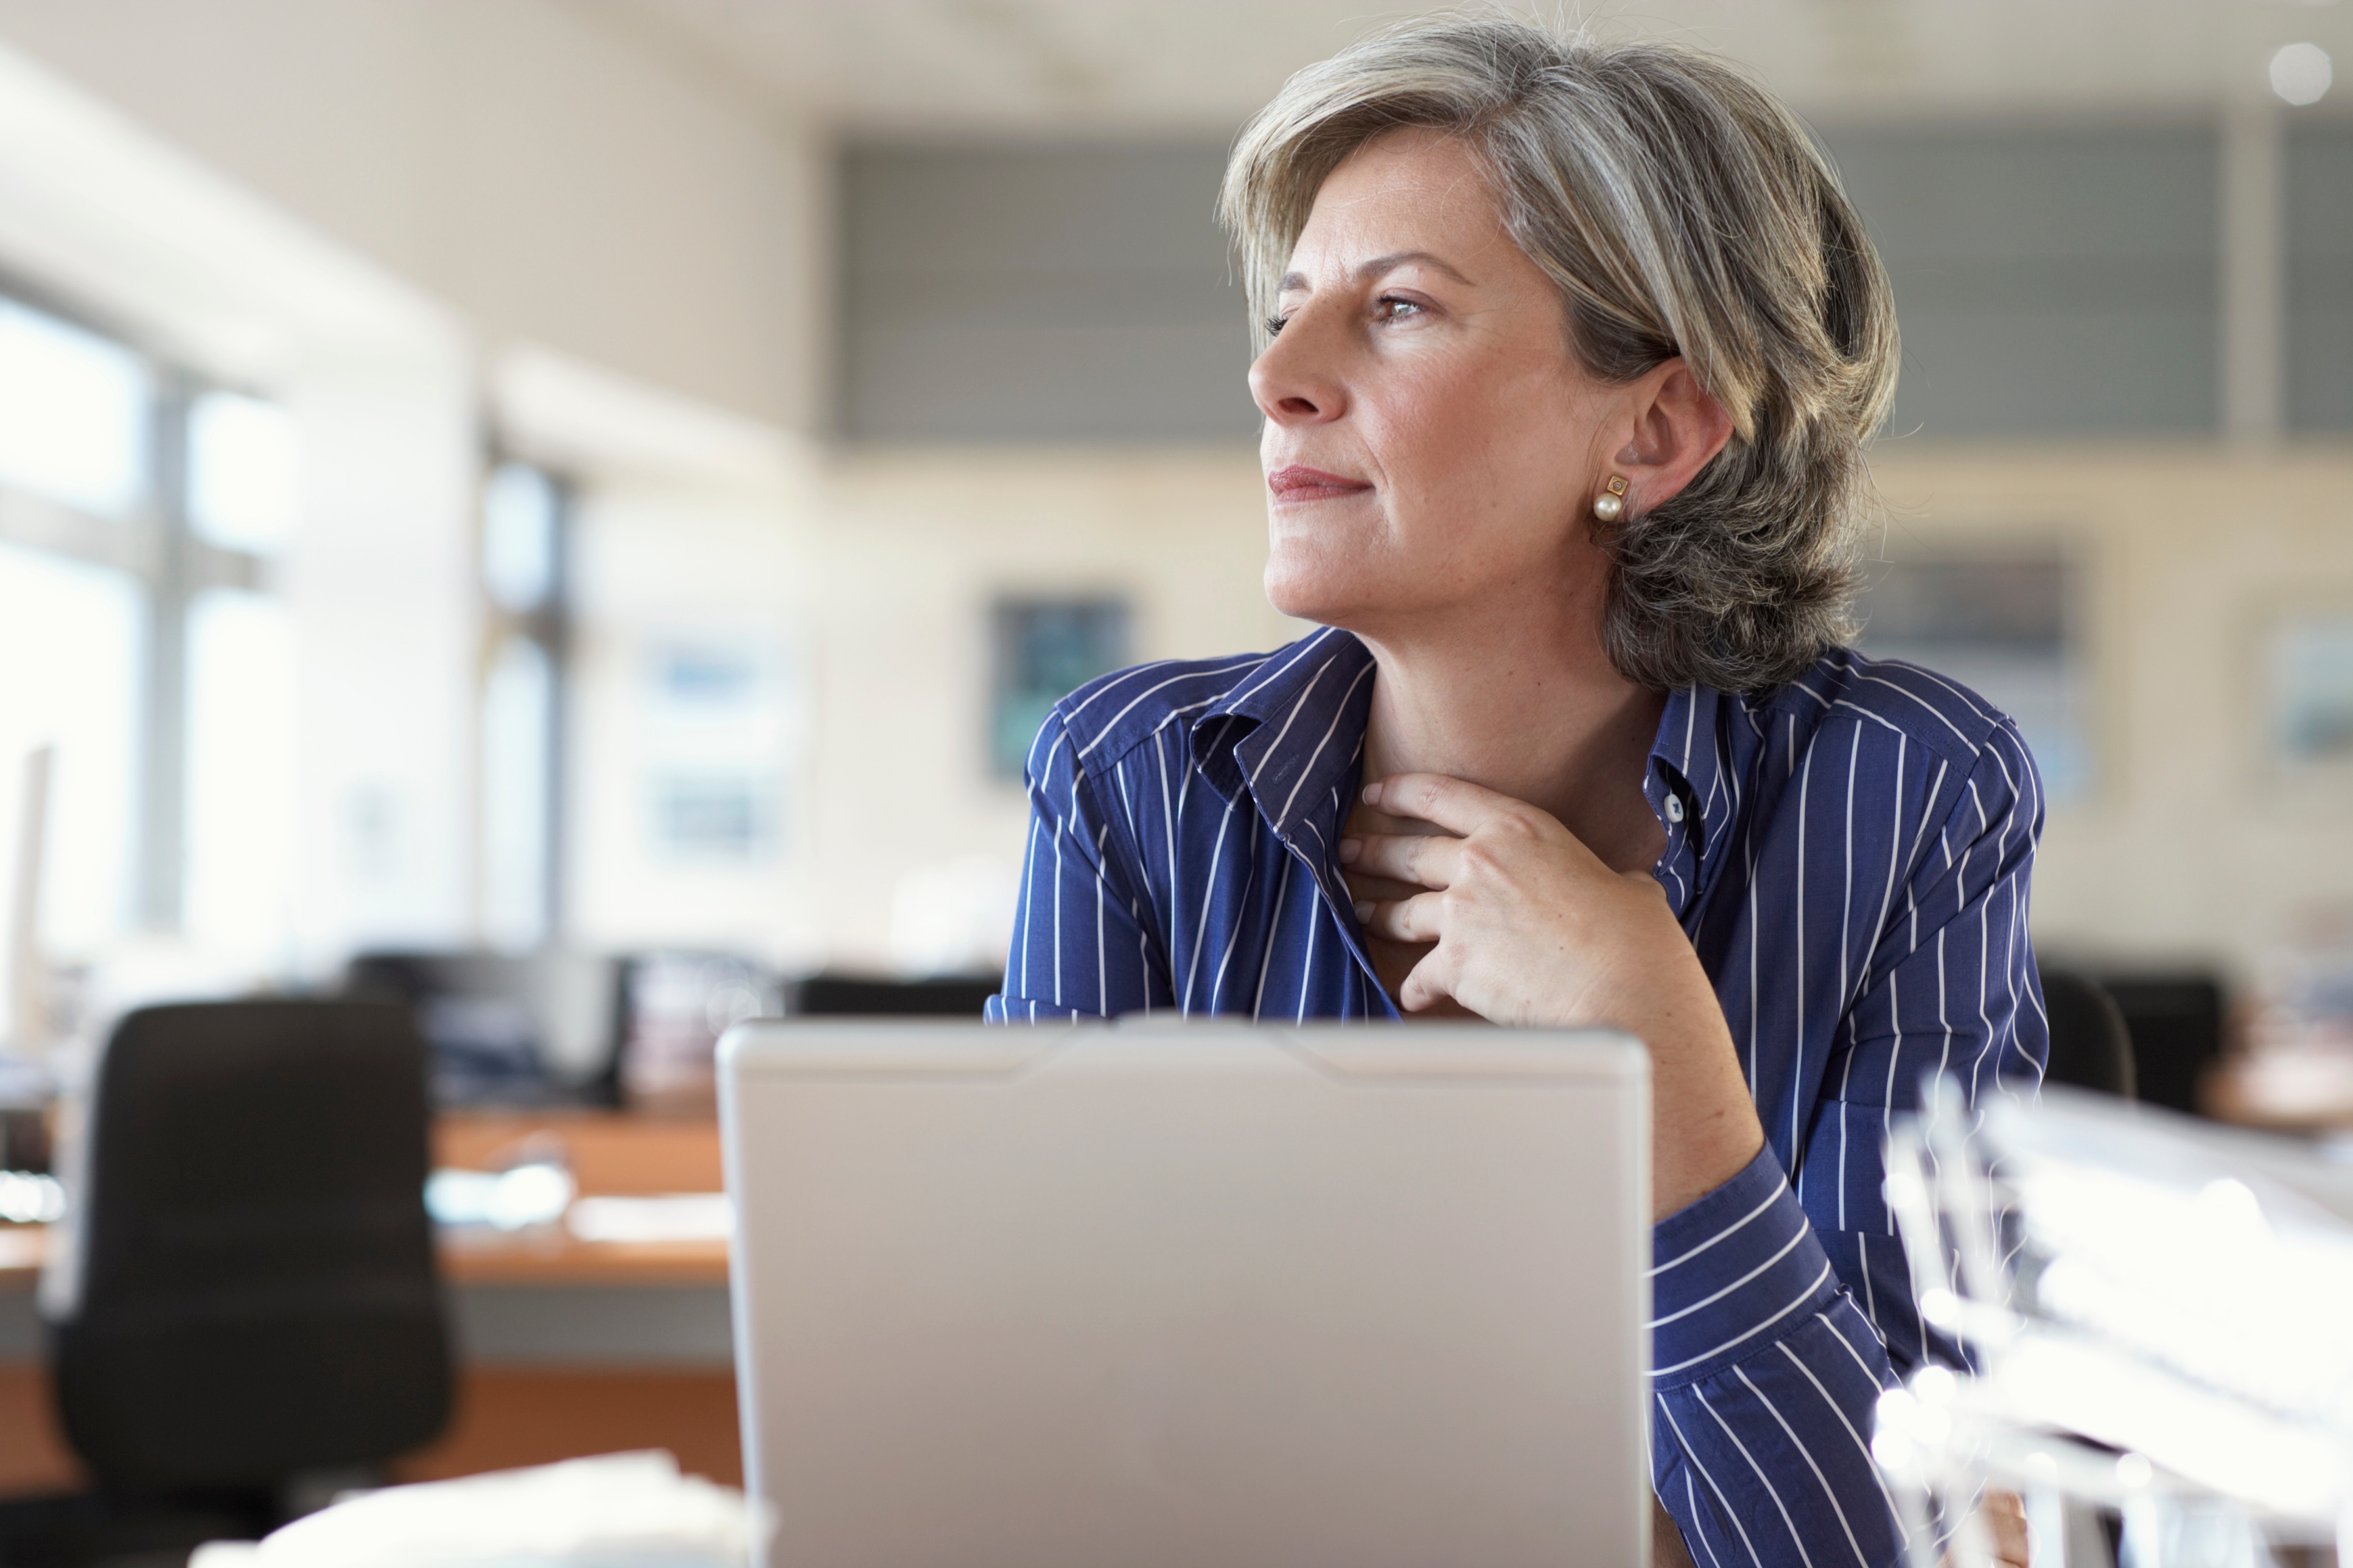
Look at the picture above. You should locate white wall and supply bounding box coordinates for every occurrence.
[0,0,826,431]
[547,427,1294,974]
[1871,445,2353,984]
[795,450,1297,972]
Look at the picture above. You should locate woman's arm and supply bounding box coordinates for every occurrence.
[1651,730,2043,1567]
[986,709,1173,1022]
[1348,723,2045,1567]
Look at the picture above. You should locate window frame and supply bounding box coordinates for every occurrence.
[0,276,274,936]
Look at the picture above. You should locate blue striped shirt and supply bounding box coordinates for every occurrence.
[985,624,2047,1566]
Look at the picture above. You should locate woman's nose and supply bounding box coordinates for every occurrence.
[1248,312,1346,427]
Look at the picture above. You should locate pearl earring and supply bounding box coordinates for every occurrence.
[1592,474,1629,523]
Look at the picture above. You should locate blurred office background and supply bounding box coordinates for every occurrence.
[0,0,2349,1500]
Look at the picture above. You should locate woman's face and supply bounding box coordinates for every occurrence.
[1251,128,1615,633]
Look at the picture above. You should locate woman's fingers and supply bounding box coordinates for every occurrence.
[1355,891,1444,944]
[1980,1489,2030,1568]
[1396,946,1456,1012]
[1338,830,1462,888]
[1361,772,1522,837]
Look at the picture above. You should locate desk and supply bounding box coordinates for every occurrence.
[0,1110,740,1494]
[0,1223,729,1294]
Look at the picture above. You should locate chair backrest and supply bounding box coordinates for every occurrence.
[53,999,452,1494]
[2038,969,2138,1100]
[2097,974,2225,1117]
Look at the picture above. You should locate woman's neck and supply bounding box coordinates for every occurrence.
[1352,595,1668,870]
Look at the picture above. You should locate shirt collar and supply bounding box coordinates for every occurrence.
[1191,627,1379,845]
[1188,630,1755,908]
[1644,683,1765,916]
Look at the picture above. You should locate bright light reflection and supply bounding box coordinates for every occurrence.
[2273,43,2334,106]
[0,300,147,517]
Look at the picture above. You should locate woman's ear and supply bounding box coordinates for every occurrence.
[1610,360,1735,512]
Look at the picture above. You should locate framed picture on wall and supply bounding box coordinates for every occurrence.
[1852,542,2093,803]
[2265,611,2353,774]
[641,634,789,865]
[990,597,1131,782]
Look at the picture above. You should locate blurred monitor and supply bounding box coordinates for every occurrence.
[344,950,624,1107]
[786,972,1000,1019]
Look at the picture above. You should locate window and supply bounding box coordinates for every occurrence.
[0,290,298,999]
[0,298,147,517]
[187,391,300,554]
[0,543,141,956]
[478,461,570,951]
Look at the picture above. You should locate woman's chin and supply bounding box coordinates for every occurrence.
[1263,560,1382,628]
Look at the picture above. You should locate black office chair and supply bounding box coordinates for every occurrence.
[2038,969,2138,1099]
[2097,974,2226,1117]
[0,1000,453,1564]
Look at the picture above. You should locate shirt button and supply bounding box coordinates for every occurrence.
[1664,795,1686,824]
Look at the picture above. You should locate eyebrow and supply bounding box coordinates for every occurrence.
[1276,249,1475,294]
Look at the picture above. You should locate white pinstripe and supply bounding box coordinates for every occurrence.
[1652,1260,1836,1376]
[1694,1382,1817,1568]
[1650,1182,1786,1277]
[1178,793,1243,1014]
[1774,1337,1906,1526]
[1659,1395,1767,1568]
[1071,656,1265,756]
[1650,1214,1813,1329]
[1683,1471,1729,1568]
[1733,1363,1870,1567]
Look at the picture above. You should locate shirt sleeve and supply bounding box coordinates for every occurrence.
[985,706,1173,1022]
[1651,720,2046,1568]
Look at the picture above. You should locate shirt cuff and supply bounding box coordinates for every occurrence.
[1648,1145,1839,1387]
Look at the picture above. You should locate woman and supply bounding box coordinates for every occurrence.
[987,16,2045,1567]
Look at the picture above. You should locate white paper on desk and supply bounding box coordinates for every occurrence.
[566,1193,733,1244]
[230,1449,758,1566]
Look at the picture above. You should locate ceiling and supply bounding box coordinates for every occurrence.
[604,0,2353,136]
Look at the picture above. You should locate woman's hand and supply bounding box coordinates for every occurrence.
[1340,772,1763,1217]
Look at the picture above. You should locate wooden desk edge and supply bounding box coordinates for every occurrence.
[0,1227,729,1292]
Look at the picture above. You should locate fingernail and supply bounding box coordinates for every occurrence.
[1352,899,1371,924]
[1337,837,1361,863]
[1362,781,1383,806]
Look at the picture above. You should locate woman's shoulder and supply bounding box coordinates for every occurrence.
[1769,646,2035,782]
[1040,632,1354,775]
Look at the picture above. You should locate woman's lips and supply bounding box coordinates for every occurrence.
[1267,465,1373,503]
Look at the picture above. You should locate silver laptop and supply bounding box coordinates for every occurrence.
[720,1019,1651,1567]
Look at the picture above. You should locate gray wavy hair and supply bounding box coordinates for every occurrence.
[1218,13,1898,694]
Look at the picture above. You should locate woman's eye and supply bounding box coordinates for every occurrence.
[1265,314,1289,337]
[1375,296,1425,322]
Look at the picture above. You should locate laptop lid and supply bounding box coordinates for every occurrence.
[721,1019,1651,1568]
